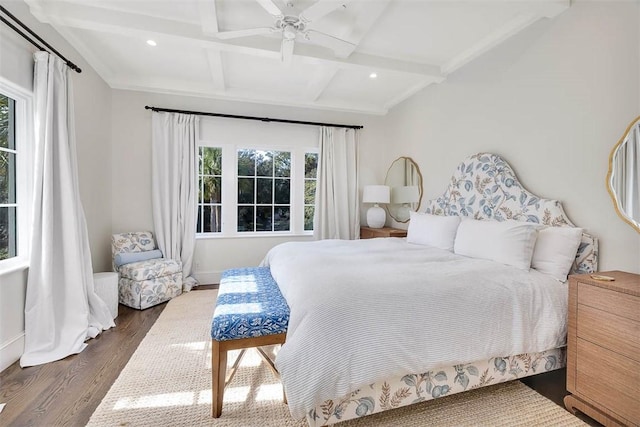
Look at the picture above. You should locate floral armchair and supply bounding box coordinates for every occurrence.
[111,231,183,310]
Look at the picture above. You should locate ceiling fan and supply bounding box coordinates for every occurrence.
[215,0,355,65]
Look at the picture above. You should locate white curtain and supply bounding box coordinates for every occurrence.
[151,112,199,290]
[21,52,114,367]
[313,127,360,240]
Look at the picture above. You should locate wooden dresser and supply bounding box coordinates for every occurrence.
[565,271,640,427]
[360,226,407,239]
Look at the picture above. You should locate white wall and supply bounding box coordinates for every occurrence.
[0,0,112,371]
[380,0,640,273]
[111,89,382,283]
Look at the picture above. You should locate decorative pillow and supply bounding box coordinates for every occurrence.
[454,219,539,270]
[115,249,163,268]
[406,212,461,251]
[531,226,583,282]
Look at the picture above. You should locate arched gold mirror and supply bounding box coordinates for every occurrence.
[384,157,423,223]
[606,115,640,233]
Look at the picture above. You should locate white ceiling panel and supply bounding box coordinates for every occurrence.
[24,0,570,114]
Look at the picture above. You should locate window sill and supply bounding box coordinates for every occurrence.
[196,232,314,240]
[0,258,29,277]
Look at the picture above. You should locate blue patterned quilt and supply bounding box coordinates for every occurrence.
[211,267,289,341]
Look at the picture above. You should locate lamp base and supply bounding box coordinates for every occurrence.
[366,205,386,229]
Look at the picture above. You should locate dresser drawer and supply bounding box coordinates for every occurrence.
[578,282,640,322]
[577,304,640,363]
[576,339,640,424]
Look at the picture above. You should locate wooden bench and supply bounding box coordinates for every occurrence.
[210,267,289,417]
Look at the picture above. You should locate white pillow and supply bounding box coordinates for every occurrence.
[454,219,539,270]
[531,227,583,282]
[406,212,461,251]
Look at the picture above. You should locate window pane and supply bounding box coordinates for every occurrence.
[304,180,316,205]
[305,153,318,178]
[202,205,222,233]
[201,147,222,175]
[238,149,255,176]
[0,94,15,150]
[255,151,273,177]
[274,178,290,204]
[0,206,16,260]
[0,151,15,203]
[274,151,291,177]
[256,178,273,204]
[238,178,254,204]
[274,206,290,231]
[202,176,221,203]
[237,206,254,232]
[304,206,314,231]
[256,206,272,231]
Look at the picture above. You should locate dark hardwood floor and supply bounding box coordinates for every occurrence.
[1,287,599,426]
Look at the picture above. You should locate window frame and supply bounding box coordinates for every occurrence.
[0,77,33,272]
[196,142,317,239]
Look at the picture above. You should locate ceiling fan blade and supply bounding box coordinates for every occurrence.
[305,29,355,55]
[299,0,346,24]
[281,39,294,66]
[216,27,276,40]
[255,0,283,17]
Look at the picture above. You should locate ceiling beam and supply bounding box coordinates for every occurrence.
[441,1,570,75]
[25,0,443,81]
[303,65,340,102]
[198,1,226,91]
[303,0,391,100]
[198,0,219,36]
[107,76,389,115]
[205,49,226,92]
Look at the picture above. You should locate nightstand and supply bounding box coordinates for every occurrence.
[565,271,640,427]
[360,226,407,239]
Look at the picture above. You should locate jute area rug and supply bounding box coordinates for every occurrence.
[88,290,586,427]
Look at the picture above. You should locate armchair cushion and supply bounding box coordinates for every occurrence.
[114,249,163,268]
[119,258,182,281]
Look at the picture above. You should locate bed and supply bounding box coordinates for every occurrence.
[261,153,598,426]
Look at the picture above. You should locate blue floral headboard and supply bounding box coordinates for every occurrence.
[425,153,598,274]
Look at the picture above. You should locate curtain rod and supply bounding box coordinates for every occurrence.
[0,5,82,73]
[144,106,364,130]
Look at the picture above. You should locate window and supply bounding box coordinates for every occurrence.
[196,143,317,237]
[197,146,222,233]
[237,149,291,233]
[0,93,16,261]
[0,79,31,266]
[304,152,318,231]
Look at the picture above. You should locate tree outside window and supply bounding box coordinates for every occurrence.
[0,93,16,260]
[197,146,222,233]
[304,152,318,231]
[237,149,291,232]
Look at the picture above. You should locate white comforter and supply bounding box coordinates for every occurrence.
[261,238,567,419]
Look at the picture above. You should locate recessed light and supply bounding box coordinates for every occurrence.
[369,72,377,79]
[146,40,157,47]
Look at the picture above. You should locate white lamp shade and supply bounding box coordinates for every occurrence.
[363,185,390,204]
[392,186,420,204]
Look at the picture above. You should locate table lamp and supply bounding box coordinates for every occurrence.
[363,185,390,228]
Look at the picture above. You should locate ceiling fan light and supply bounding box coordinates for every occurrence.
[283,24,296,40]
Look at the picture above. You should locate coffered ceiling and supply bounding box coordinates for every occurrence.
[24,0,570,114]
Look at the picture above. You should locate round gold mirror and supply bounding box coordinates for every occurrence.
[606,115,640,233]
[384,157,423,223]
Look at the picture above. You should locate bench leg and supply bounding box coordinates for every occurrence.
[212,340,227,418]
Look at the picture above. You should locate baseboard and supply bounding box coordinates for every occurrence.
[193,270,222,286]
[0,332,24,373]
